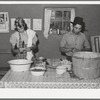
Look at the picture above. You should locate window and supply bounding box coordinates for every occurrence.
[43,8,75,39]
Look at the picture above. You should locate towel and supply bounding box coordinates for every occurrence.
[26,29,36,60]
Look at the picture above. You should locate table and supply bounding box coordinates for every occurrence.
[1,66,100,89]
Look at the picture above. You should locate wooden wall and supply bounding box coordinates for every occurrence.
[0,4,100,67]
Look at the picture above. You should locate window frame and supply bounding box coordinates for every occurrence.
[44,7,75,33]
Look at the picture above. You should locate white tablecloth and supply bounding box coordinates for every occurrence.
[1,67,100,88]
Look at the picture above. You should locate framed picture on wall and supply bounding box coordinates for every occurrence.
[33,19,42,30]
[0,12,9,33]
[11,18,31,30]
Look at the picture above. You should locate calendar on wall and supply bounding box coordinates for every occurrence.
[0,12,9,33]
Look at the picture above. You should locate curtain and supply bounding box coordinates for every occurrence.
[70,9,75,31]
[43,9,52,39]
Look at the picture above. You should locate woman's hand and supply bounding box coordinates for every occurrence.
[26,47,31,52]
[26,44,37,52]
[19,48,26,53]
[72,48,80,53]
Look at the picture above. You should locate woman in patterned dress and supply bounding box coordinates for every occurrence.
[10,17,38,60]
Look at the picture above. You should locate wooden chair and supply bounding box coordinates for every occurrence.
[91,35,100,53]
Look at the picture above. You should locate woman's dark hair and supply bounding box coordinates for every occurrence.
[14,17,28,31]
[73,22,86,33]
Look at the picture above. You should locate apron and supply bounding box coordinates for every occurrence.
[15,29,35,60]
[16,32,27,59]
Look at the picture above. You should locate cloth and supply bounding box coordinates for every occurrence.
[60,31,90,56]
[43,9,52,39]
[26,29,37,60]
[10,29,37,60]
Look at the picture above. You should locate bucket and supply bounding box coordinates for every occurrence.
[72,52,100,79]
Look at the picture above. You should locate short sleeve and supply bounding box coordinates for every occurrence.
[9,34,17,46]
[32,34,38,44]
[84,35,90,49]
[60,34,67,47]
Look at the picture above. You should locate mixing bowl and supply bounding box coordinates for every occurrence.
[8,59,33,72]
